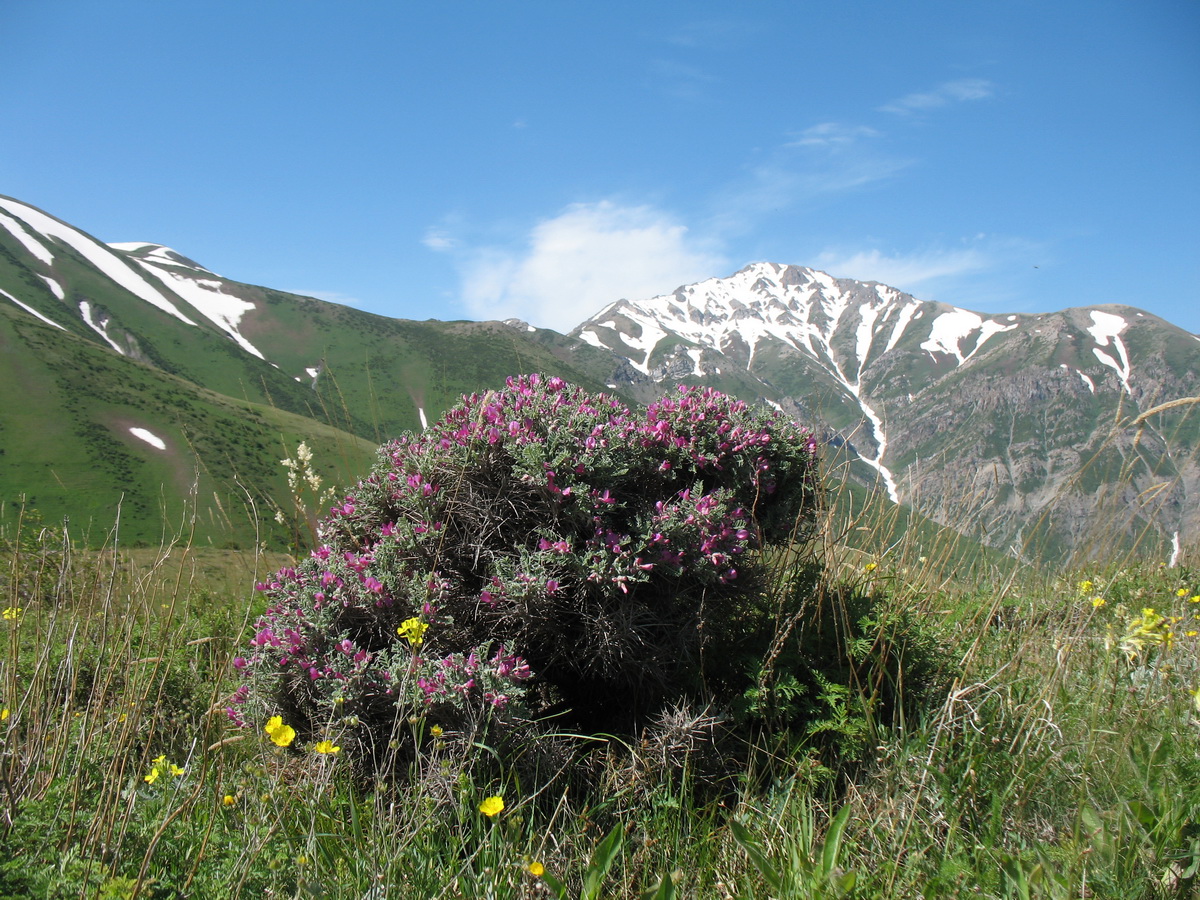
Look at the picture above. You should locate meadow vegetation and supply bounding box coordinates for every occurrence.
[1,381,1197,899]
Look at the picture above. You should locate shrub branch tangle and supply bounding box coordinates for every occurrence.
[236,376,820,772]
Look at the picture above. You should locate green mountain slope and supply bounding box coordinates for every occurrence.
[0,196,630,545]
[0,300,377,545]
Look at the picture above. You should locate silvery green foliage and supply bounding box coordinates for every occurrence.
[234,375,819,768]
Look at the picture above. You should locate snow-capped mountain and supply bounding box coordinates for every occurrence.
[571,263,1200,560]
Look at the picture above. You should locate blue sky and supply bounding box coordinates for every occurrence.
[3,1,1197,333]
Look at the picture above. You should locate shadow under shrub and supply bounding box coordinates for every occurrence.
[736,569,957,778]
[234,376,827,779]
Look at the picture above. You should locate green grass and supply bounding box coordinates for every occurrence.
[1,480,1198,898]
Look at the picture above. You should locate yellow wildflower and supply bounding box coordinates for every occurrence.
[1078,580,1094,594]
[314,740,341,755]
[479,795,505,817]
[264,715,296,748]
[1,708,8,722]
[2,607,20,621]
[398,617,429,646]
[430,725,443,737]
[1178,589,1189,598]
[864,562,877,572]
[144,767,160,785]
[528,861,545,877]
[169,764,185,777]
[222,794,237,807]
[1091,596,1106,608]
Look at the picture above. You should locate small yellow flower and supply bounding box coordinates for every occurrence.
[528,861,545,877]
[1,708,9,722]
[864,562,877,572]
[169,764,185,777]
[313,740,341,755]
[222,794,237,807]
[152,754,167,767]
[430,725,443,737]
[1,606,20,621]
[1186,631,1198,637]
[398,617,429,647]
[264,715,296,748]
[1190,595,1200,603]
[144,767,160,785]
[1078,580,1094,594]
[1178,589,1189,598]
[479,795,505,817]
[1091,596,1107,608]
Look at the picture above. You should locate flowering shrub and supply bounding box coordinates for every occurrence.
[233,375,820,773]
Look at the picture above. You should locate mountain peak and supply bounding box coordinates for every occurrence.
[570,263,1200,557]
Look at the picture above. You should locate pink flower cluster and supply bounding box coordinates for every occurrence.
[415,645,532,711]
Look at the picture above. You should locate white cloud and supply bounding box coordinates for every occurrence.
[879,78,994,115]
[461,202,726,332]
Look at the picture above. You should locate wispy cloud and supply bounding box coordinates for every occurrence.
[787,122,880,148]
[649,58,717,101]
[421,227,457,252]
[664,19,757,49]
[288,289,368,308]
[815,246,990,289]
[710,150,912,237]
[814,234,1044,307]
[459,201,726,331]
[878,78,994,115]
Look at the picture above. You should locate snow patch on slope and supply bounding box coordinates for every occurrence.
[0,210,55,264]
[884,301,921,353]
[0,198,198,325]
[1061,364,1095,393]
[40,275,65,300]
[1087,311,1132,395]
[136,262,264,359]
[79,301,125,354]
[577,328,605,349]
[129,427,166,450]
[920,309,1016,364]
[1,287,66,330]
